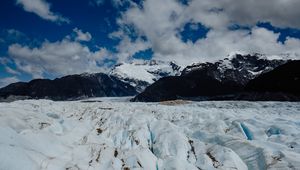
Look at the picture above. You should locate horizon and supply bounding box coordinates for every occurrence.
[0,52,295,87]
[1,0,300,87]
[1,1,300,168]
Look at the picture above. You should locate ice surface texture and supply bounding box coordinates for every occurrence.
[0,99,300,170]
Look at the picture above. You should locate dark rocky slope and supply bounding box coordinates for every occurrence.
[131,75,242,102]
[181,53,287,86]
[132,55,297,102]
[240,60,300,101]
[0,73,137,101]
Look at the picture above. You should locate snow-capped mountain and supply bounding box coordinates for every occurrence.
[110,60,181,92]
[0,53,293,102]
[133,53,292,102]
[182,53,288,85]
[0,60,182,101]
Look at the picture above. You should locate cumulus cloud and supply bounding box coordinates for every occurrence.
[216,0,300,28]
[176,0,300,29]
[0,77,20,88]
[8,37,112,79]
[112,0,300,66]
[16,0,69,23]
[109,28,151,62]
[5,0,300,81]
[73,28,92,42]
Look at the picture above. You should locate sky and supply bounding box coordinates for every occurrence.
[1,0,300,87]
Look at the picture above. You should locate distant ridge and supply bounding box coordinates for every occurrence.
[0,73,137,101]
[1,53,298,102]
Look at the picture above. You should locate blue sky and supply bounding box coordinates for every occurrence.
[0,0,122,84]
[0,0,120,52]
[1,0,300,87]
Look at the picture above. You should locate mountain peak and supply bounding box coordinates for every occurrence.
[110,60,181,92]
[181,53,288,85]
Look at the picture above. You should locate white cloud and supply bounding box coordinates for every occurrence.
[0,77,20,88]
[112,0,300,66]
[0,57,13,65]
[0,29,31,44]
[5,0,300,82]
[179,0,300,29]
[73,28,92,42]
[5,67,21,75]
[217,0,300,28]
[16,0,69,23]
[6,29,26,39]
[8,37,112,79]
[110,29,151,62]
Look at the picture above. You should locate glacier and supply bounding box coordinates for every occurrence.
[0,98,300,170]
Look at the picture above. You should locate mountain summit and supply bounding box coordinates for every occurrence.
[110,60,181,92]
[132,53,290,102]
[181,53,288,86]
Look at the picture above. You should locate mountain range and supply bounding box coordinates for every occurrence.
[0,60,180,101]
[181,53,288,86]
[1,53,299,102]
[0,73,137,101]
[133,54,299,102]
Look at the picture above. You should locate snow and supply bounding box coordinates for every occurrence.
[266,53,298,60]
[111,63,158,84]
[227,52,297,61]
[218,58,233,71]
[227,51,248,59]
[0,99,300,170]
[110,61,181,86]
[248,70,264,76]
